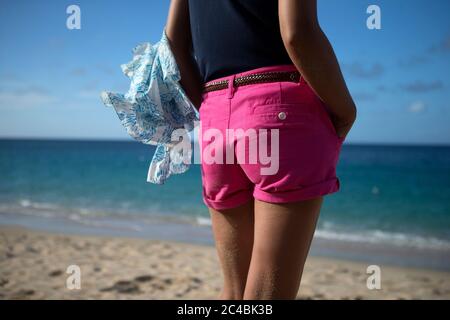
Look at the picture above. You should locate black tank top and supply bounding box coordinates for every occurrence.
[188,0,293,83]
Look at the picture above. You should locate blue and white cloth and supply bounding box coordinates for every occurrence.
[100,28,199,184]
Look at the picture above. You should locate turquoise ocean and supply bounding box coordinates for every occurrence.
[1,139,449,270]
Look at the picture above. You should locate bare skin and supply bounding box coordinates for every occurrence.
[243,198,323,299]
[209,200,255,300]
[165,0,203,110]
[210,197,322,300]
[166,0,355,299]
[279,0,357,138]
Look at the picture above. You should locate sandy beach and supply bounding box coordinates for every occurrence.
[1,225,449,300]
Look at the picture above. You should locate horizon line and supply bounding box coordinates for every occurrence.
[0,136,449,148]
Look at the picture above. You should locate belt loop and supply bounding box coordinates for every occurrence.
[227,74,236,99]
[299,73,305,85]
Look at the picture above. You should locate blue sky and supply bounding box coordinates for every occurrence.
[0,0,449,145]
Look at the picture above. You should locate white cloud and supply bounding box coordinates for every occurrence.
[0,87,58,109]
[408,101,426,113]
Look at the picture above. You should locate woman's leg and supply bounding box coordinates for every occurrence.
[209,199,255,299]
[243,197,323,300]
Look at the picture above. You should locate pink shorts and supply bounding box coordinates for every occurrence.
[198,64,345,210]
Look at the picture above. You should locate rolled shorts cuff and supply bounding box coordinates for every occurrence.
[202,188,253,210]
[253,177,340,204]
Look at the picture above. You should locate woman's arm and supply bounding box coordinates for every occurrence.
[279,0,356,138]
[165,0,203,110]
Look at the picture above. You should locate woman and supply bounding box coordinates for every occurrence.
[166,0,356,300]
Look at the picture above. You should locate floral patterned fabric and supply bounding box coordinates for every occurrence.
[100,28,199,184]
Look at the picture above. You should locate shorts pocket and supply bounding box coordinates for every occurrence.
[249,103,312,128]
[317,100,345,143]
[280,79,316,106]
[282,79,345,143]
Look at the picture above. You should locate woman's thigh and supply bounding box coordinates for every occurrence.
[244,197,323,300]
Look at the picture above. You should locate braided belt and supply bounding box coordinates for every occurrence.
[203,70,301,93]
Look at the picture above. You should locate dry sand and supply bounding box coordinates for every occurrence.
[0,226,449,300]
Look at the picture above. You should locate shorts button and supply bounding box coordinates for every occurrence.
[278,111,287,120]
